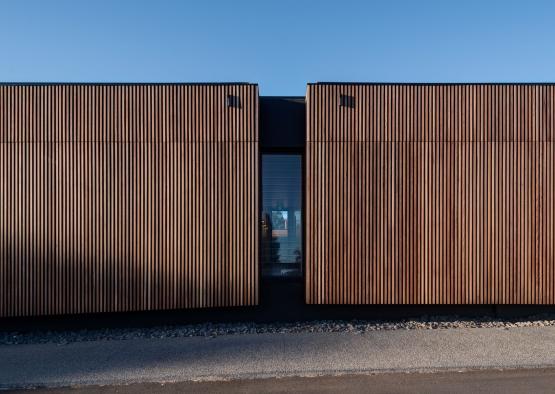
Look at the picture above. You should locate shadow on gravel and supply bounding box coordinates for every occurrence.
[2,313,555,346]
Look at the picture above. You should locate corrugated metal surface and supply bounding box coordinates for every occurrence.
[306,83,555,304]
[0,84,259,317]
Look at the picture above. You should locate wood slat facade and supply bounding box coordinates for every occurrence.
[0,84,259,317]
[306,83,555,304]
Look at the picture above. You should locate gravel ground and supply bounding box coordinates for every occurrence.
[2,313,555,346]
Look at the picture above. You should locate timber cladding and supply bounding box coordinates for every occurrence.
[0,83,259,317]
[306,83,555,304]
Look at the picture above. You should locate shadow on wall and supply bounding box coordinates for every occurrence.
[0,240,252,318]
[0,241,148,317]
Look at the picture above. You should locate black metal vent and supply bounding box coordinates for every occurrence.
[226,95,241,108]
[339,94,355,108]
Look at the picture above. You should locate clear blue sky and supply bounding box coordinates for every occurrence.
[1,0,554,95]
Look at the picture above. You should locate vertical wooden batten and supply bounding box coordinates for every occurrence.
[0,83,259,317]
[306,83,555,305]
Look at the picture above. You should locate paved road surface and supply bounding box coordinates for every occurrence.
[1,326,555,390]
[6,369,555,393]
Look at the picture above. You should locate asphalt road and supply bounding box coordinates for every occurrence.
[5,369,555,394]
[1,326,555,390]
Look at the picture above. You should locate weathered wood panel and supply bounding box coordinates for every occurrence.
[306,83,555,304]
[0,84,259,317]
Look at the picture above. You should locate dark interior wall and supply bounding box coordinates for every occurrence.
[260,97,305,149]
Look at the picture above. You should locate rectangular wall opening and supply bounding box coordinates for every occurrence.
[261,154,303,277]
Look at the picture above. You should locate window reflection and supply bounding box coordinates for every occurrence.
[261,155,302,277]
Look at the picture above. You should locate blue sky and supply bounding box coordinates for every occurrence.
[1,0,554,95]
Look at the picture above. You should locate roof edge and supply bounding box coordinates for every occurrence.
[309,82,555,86]
[0,82,257,86]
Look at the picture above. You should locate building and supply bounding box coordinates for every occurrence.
[1,83,554,319]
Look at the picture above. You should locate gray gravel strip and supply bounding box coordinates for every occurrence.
[2,313,555,345]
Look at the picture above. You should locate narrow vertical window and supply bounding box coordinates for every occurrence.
[261,154,302,277]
